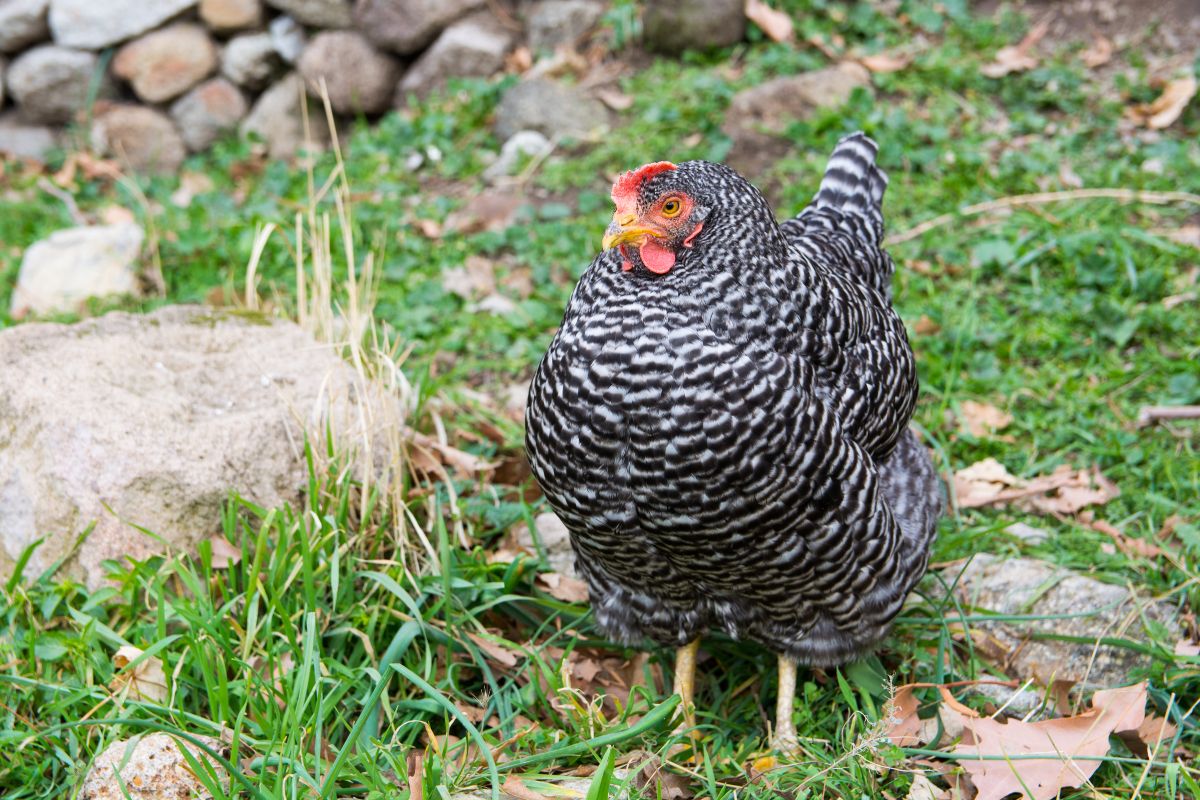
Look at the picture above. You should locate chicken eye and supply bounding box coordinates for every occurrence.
[661,198,683,217]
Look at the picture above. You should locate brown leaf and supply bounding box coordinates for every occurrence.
[906,773,950,800]
[1077,511,1163,559]
[1128,76,1197,130]
[1119,713,1178,758]
[953,458,1022,508]
[406,750,424,800]
[502,776,550,800]
[443,188,523,235]
[110,645,168,703]
[1080,34,1114,69]
[950,682,1146,800]
[981,17,1050,78]
[860,52,911,74]
[958,400,1013,438]
[413,218,442,238]
[536,571,589,603]
[408,431,493,478]
[506,46,533,74]
[594,87,633,111]
[954,461,1119,516]
[207,534,243,568]
[744,0,793,43]
[885,684,923,746]
[466,632,522,668]
[171,170,215,208]
[442,255,496,300]
[634,755,695,799]
[913,315,941,335]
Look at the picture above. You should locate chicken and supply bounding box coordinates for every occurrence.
[524,133,941,751]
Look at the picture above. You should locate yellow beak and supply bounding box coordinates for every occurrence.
[602,212,660,250]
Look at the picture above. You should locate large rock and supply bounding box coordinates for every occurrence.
[950,555,1183,688]
[296,30,399,114]
[170,78,247,152]
[264,0,351,27]
[0,57,5,108]
[0,306,368,588]
[483,129,553,182]
[354,0,484,55]
[269,14,307,64]
[0,0,50,53]
[493,78,608,141]
[91,106,187,175]
[8,223,144,319]
[48,0,197,50]
[79,733,230,800]
[643,0,745,55]
[397,11,513,99]
[526,0,603,52]
[0,113,58,161]
[221,32,283,90]
[5,45,96,124]
[113,24,218,104]
[240,72,331,159]
[199,0,263,32]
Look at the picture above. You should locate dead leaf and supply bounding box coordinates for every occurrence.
[536,571,589,603]
[443,188,523,235]
[1174,639,1200,657]
[1154,224,1200,250]
[1058,163,1083,189]
[442,255,496,300]
[413,218,442,238]
[953,458,1022,507]
[1080,34,1114,69]
[1119,713,1178,758]
[466,632,522,668]
[1128,76,1197,130]
[633,755,694,799]
[110,645,168,703]
[406,750,424,799]
[595,87,633,111]
[906,773,950,800]
[950,682,1146,800]
[981,17,1050,78]
[958,400,1013,438]
[408,430,493,478]
[860,52,912,74]
[1077,511,1163,559]
[506,46,533,74]
[99,205,136,225]
[744,0,793,43]
[206,534,243,568]
[502,776,550,800]
[171,171,215,208]
[470,294,519,315]
[885,684,923,746]
[913,315,940,335]
[954,461,1119,516]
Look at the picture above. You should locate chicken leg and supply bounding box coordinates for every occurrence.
[772,654,800,755]
[670,640,700,743]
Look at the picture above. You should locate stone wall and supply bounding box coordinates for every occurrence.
[0,0,610,172]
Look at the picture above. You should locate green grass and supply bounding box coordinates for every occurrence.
[2,0,1199,797]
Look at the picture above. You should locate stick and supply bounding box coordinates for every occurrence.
[1137,405,1200,428]
[886,188,1200,246]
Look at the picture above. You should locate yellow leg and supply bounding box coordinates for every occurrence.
[670,640,701,746]
[772,654,800,755]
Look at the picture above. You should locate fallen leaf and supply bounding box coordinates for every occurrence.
[953,457,1022,508]
[1119,713,1178,758]
[470,294,519,315]
[408,430,493,478]
[413,218,442,238]
[860,52,912,74]
[502,776,550,800]
[885,684,923,746]
[1154,224,1200,250]
[981,17,1050,78]
[1174,639,1200,657]
[443,188,523,234]
[99,205,136,225]
[595,87,633,111]
[1058,163,1083,189]
[110,645,168,703]
[1128,76,1197,130]
[171,171,215,208]
[744,0,793,43]
[206,534,243,568]
[913,315,941,335]
[537,571,589,603]
[906,773,950,800]
[466,632,522,668]
[442,255,496,300]
[634,755,694,799]
[958,400,1013,438]
[1080,34,1114,69]
[1077,511,1163,559]
[506,46,533,74]
[954,461,1119,516]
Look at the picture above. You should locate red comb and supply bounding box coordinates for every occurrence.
[611,161,676,205]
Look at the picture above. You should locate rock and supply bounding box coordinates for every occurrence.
[0,58,5,108]
[643,0,744,55]
[0,306,370,588]
[240,72,331,159]
[170,78,247,152]
[8,223,144,319]
[1006,521,1051,544]
[397,11,512,99]
[0,113,59,161]
[949,555,1183,688]
[79,733,229,800]
[493,78,608,141]
[199,0,263,32]
[269,14,307,64]
[5,45,96,124]
[526,0,603,52]
[0,0,50,53]
[354,0,484,55]
[297,30,399,114]
[48,0,197,50]
[91,105,187,175]
[264,0,351,28]
[113,24,218,104]
[221,32,283,90]
[514,511,576,578]
[483,129,552,181]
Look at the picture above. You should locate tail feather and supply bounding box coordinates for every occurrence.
[810,132,888,243]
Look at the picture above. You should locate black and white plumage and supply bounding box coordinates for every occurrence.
[525,133,940,668]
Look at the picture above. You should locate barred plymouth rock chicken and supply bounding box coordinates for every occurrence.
[525,133,941,750]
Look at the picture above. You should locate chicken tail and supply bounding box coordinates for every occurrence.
[810,132,888,243]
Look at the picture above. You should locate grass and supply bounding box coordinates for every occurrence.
[2,0,1199,797]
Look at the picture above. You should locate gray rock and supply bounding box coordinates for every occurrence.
[643,0,744,55]
[0,112,58,161]
[0,0,50,53]
[5,45,97,124]
[199,0,264,32]
[483,129,552,181]
[8,223,144,319]
[48,0,197,50]
[527,0,603,52]
[493,77,608,141]
[0,57,5,108]
[170,78,247,152]
[91,105,187,175]
[354,0,484,55]
[80,733,230,800]
[269,14,307,64]
[222,32,283,90]
[949,555,1183,688]
[397,11,512,99]
[725,64,870,138]
[112,23,218,103]
[240,71,331,159]
[264,0,351,27]
[297,30,399,114]
[1006,521,1051,545]
[514,511,576,578]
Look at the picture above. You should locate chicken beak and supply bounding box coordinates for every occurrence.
[602,212,658,250]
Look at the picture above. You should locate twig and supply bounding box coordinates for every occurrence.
[886,188,1200,246]
[1137,405,1200,428]
[35,177,89,226]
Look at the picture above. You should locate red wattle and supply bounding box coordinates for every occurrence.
[638,240,676,274]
